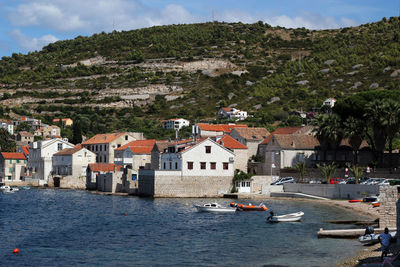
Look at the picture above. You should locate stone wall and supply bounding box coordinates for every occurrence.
[284,184,380,199]
[251,175,274,193]
[139,170,232,197]
[379,186,399,228]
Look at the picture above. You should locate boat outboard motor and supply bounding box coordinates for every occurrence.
[364,226,374,235]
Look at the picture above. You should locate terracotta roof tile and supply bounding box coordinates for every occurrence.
[260,126,313,145]
[232,127,270,141]
[115,139,156,154]
[54,147,84,156]
[22,146,30,155]
[197,123,248,133]
[1,152,26,160]
[82,132,127,145]
[273,134,320,149]
[217,135,247,149]
[88,163,123,172]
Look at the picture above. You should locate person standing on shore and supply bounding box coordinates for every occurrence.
[378,227,392,261]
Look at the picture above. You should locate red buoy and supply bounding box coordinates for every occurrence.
[13,248,19,254]
[124,213,128,216]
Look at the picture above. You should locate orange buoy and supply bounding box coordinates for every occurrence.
[13,248,19,254]
[124,213,128,216]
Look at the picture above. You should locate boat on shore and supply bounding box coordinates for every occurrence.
[0,185,19,193]
[195,203,236,213]
[267,211,304,222]
[359,231,396,245]
[230,202,268,211]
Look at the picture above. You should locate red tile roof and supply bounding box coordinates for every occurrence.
[88,163,123,172]
[273,134,320,149]
[54,147,83,156]
[197,123,248,133]
[260,127,304,145]
[231,127,270,141]
[1,152,26,160]
[217,135,247,149]
[21,146,29,155]
[115,139,156,154]
[82,133,127,145]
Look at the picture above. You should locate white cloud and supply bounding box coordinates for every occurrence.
[8,0,198,33]
[10,29,58,51]
[217,10,358,29]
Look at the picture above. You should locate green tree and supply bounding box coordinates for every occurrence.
[15,122,32,132]
[0,128,16,152]
[312,114,343,161]
[317,163,337,183]
[343,117,366,164]
[349,165,363,184]
[295,161,307,183]
[72,120,83,144]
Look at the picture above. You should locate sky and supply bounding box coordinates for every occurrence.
[0,0,398,58]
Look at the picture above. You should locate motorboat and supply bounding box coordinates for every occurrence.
[359,231,396,245]
[21,186,31,190]
[0,185,19,193]
[267,211,304,222]
[230,202,268,211]
[195,203,236,213]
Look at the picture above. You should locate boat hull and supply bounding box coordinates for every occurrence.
[267,211,304,222]
[195,206,236,213]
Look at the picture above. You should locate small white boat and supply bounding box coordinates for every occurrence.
[0,185,19,193]
[267,211,304,222]
[359,231,396,245]
[195,203,236,213]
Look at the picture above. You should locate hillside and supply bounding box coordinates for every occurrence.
[0,17,399,139]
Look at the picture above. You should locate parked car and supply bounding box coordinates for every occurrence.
[358,177,370,184]
[339,177,355,184]
[309,180,322,184]
[329,177,344,184]
[271,177,295,185]
[378,179,392,186]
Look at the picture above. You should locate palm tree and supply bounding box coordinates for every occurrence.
[317,163,337,183]
[380,100,400,168]
[364,100,387,166]
[312,114,343,162]
[364,99,400,168]
[349,165,363,184]
[295,161,307,183]
[343,117,366,164]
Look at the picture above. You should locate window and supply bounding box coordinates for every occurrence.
[7,176,11,180]
[16,160,20,163]
[163,162,166,169]
[9,160,12,164]
[169,162,172,169]
[125,135,128,140]
[57,143,63,151]
[223,162,229,170]
[200,162,206,170]
[187,162,193,170]
[246,181,250,187]
[9,167,13,173]
[100,145,102,152]
[205,146,211,154]
[210,162,216,170]
[117,144,121,148]
[175,162,178,169]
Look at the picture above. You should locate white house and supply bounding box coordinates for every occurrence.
[27,138,75,184]
[323,98,337,108]
[52,146,96,188]
[139,138,235,197]
[0,120,14,135]
[162,118,190,130]
[82,132,144,163]
[218,107,248,120]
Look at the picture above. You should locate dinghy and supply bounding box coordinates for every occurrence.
[267,211,304,222]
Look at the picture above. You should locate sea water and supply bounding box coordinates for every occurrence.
[0,189,368,266]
